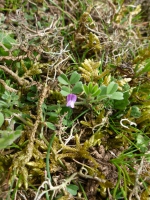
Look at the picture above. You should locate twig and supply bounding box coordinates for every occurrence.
[0,55,28,61]
[78,166,106,183]
[0,79,18,93]
[11,83,50,189]
[129,157,145,200]
[34,172,77,200]
[0,65,29,86]
[64,123,76,145]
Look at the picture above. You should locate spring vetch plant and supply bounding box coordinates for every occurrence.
[58,71,125,109]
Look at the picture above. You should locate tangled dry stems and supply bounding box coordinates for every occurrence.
[0,0,150,199]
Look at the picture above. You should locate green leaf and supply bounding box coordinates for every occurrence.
[46,122,56,130]
[92,89,101,97]
[130,106,141,118]
[83,84,89,95]
[0,100,8,108]
[114,91,130,110]
[72,82,83,94]
[0,130,21,150]
[27,91,38,102]
[0,112,4,127]
[58,74,69,85]
[60,86,71,96]
[109,92,123,100]
[61,106,73,117]
[141,59,150,73]
[88,82,93,93]
[136,134,149,153]
[91,84,98,93]
[46,112,58,117]
[97,94,108,101]
[47,105,60,111]
[107,82,118,94]
[0,31,16,49]
[99,85,107,96]
[69,71,81,84]
[66,184,79,196]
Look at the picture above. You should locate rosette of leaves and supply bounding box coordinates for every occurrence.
[58,71,83,96]
[83,81,124,104]
[79,59,109,82]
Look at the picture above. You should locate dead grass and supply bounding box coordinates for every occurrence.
[0,0,150,199]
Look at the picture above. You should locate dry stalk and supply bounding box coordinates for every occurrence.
[129,156,145,200]
[0,55,28,61]
[0,79,18,93]
[34,172,77,200]
[0,65,29,86]
[24,83,49,159]
[11,82,50,189]
[78,166,106,183]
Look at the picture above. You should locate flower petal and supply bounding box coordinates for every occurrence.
[71,94,77,102]
[66,94,77,108]
[67,94,71,101]
[67,100,74,108]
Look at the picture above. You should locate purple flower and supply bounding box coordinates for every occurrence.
[66,94,77,108]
